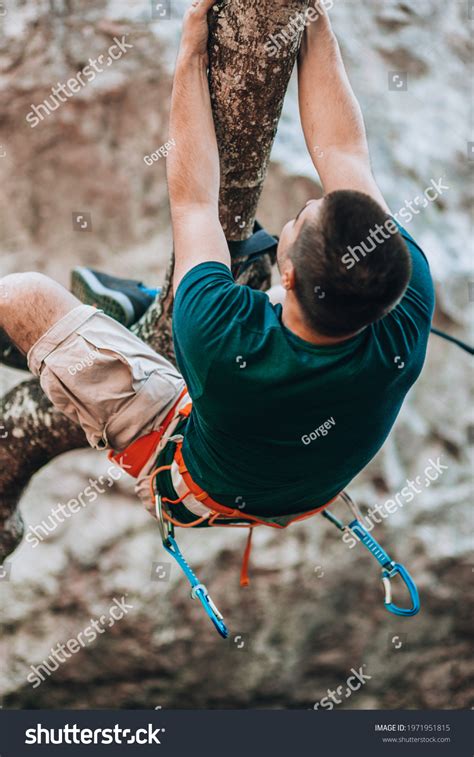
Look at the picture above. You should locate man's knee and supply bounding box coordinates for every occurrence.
[0,272,53,307]
[0,272,79,355]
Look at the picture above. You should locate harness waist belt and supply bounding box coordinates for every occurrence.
[111,397,337,529]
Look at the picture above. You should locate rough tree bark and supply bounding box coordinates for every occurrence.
[0,0,309,560]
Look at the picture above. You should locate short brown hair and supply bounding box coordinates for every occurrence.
[289,190,412,336]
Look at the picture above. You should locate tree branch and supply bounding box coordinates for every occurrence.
[0,0,310,561]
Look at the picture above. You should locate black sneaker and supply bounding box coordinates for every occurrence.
[0,328,27,371]
[70,268,159,326]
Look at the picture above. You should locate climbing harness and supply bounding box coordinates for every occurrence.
[112,393,423,638]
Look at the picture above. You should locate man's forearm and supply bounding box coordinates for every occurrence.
[168,2,230,293]
[298,8,369,171]
[167,52,220,210]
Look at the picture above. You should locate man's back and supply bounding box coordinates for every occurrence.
[173,223,435,516]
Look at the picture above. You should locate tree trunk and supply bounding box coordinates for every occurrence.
[0,0,309,561]
[209,0,309,240]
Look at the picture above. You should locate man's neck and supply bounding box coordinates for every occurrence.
[281,298,357,346]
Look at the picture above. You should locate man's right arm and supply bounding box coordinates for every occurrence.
[298,7,390,212]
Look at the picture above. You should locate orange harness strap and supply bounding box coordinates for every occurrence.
[175,443,337,528]
[108,387,188,478]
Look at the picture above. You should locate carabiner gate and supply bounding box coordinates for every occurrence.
[382,562,420,617]
[155,492,174,546]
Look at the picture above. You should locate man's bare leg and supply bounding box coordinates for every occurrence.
[0,273,80,356]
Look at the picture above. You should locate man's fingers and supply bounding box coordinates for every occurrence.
[189,0,216,16]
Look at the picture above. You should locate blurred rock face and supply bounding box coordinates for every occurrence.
[0,1,472,709]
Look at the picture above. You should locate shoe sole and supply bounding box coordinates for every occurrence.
[70,267,135,326]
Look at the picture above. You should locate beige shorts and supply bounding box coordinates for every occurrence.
[28,305,186,454]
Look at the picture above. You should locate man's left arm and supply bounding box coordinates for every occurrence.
[167,0,230,294]
[298,6,390,213]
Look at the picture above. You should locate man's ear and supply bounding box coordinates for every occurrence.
[281,259,296,291]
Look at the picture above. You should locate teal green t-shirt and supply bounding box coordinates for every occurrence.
[172,224,435,516]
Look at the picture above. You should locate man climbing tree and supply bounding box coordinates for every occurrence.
[0,0,305,561]
[155,0,434,520]
[0,1,434,551]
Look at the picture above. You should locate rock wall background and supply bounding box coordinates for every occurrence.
[0,0,472,709]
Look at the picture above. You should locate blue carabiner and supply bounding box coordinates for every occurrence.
[382,562,420,617]
[155,491,228,638]
[348,520,420,618]
[163,535,229,638]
